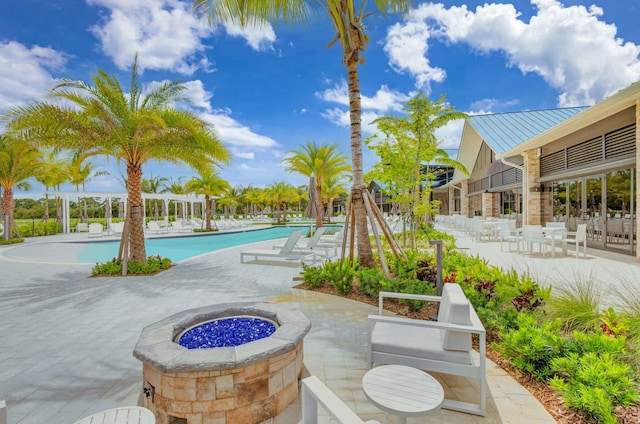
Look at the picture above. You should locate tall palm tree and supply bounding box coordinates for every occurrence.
[323,175,349,224]
[185,168,231,231]
[6,58,230,262]
[0,134,44,240]
[194,0,409,267]
[282,141,350,229]
[35,153,68,223]
[68,153,109,223]
[266,182,299,224]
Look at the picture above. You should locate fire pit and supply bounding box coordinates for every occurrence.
[133,302,311,424]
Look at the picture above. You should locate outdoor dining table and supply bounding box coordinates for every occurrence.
[482,220,506,241]
[516,226,567,257]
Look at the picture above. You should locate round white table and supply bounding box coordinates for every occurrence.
[362,365,444,423]
[73,406,155,424]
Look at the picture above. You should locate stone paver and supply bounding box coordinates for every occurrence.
[0,230,559,423]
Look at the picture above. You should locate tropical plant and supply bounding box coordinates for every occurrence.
[68,153,109,222]
[163,176,187,219]
[0,134,45,240]
[185,167,231,231]
[366,93,468,248]
[142,174,168,220]
[194,0,410,268]
[6,57,230,262]
[322,175,349,223]
[35,153,69,223]
[265,182,300,224]
[282,141,350,228]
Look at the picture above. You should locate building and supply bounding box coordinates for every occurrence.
[441,81,639,260]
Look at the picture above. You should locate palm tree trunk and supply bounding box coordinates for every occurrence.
[315,183,323,229]
[2,187,14,240]
[126,164,147,263]
[205,195,212,230]
[346,57,374,267]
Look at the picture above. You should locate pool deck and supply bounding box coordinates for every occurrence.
[2,225,637,423]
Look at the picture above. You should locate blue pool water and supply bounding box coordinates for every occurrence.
[77,226,307,263]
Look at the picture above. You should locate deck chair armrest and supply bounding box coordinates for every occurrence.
[378,291,441,315]
[367,314,486,336]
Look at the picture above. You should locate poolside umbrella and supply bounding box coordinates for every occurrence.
[117,200,123,219]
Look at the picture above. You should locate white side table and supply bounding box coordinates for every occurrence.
[362,365,444,424]
[73,406,155,424]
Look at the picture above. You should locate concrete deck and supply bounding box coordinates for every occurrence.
[3,225,634,423]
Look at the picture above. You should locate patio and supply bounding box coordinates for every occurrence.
[0,231,600,423]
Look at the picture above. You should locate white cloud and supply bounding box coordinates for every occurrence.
[469,98,520,115]
[0,41,67,111]
[316,81,410,112]
[235,152,255,160]
[386,0,640,106]
[319,107,381,134]
[223,21,276,51]
[183,80,213,112]
[202,111,279,149]
[434,120,465,149]
[88,0,214,74]
[88,0,278,74]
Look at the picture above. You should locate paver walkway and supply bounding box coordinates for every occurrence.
[0,231,560,423]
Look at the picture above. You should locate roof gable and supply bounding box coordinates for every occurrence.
[467,107,587,154]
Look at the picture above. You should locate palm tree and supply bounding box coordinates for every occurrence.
[185,168,231,231]
[35,153,69,223]
[0,134,45,240]
[194,0,409,267]
[282,141,350,229]
[68,153,109,223]
[323,175,349,224]
[266,182,299,224]
[6,58,230,262]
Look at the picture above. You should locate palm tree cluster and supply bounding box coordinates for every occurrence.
[3,58,230,259]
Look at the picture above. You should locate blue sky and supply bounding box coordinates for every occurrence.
[1,0,639,195]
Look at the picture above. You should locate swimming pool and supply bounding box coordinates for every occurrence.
[77,226,309,263]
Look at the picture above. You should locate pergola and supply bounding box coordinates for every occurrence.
[47,191,208,234]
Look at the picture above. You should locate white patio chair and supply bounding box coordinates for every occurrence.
[496,221,517,251]
[301,376,381,424]
[520,225,548,255]
[564,223,587,258]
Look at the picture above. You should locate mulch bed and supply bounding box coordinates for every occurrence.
[294,280,639,424]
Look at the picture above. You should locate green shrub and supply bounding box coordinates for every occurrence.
[495,313,565,380]
[91,255,172,276]
[356,267,392,297]
[301,263,325,289]
[323,260,357,295]
[550,351,639,424]
[0,237,25,245]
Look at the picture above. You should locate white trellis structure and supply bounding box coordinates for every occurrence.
[47,191,208,234]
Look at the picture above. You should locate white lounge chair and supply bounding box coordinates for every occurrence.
[110,221,124,235]
[147,221,168,234]
[76,223,89,233]
[301,376,381,424]
[272,227,335,258]
[87,223,104,238]
[241,230,314,264]
[171,220,193,232]
[73,406,155,424]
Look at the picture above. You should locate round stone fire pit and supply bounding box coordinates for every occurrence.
[133,302,311,424]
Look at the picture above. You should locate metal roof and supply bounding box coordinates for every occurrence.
[467,107,587,154]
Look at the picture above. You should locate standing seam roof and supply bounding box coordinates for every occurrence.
[467,107,588,155]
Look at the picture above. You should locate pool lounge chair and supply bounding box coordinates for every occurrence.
[147,221,168,234]
[171,220,193,232]
[241,230,315,264]
[87,223,104,238]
